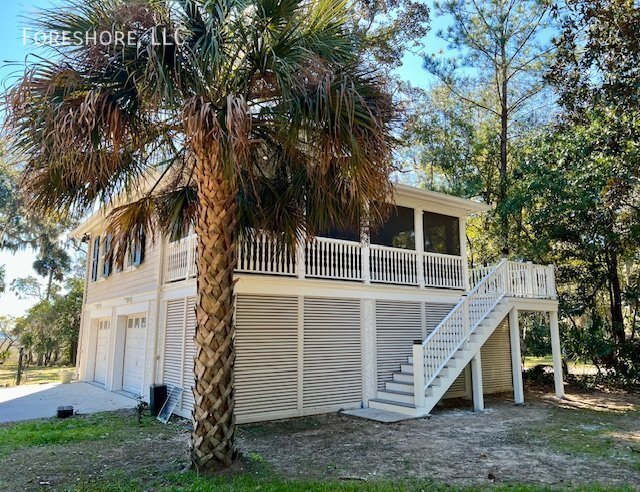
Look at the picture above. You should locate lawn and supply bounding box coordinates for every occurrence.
[0,361,75,387]
[0,389,638,491]
[524,355,598,375]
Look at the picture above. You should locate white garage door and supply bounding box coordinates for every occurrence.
[94,319,110,385]
[122,315,147,395]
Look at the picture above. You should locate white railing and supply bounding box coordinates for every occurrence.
[423,252,465,289]
[506,261,555,298]
[164,233,468,290]
[237,231,295,276]
[414,259,509,405]
[306,237,362,281]
[471,261,556,299]
[370,245,419,285]
[164,234,197,282]
[413,259,557,406]
[469,265,493,289]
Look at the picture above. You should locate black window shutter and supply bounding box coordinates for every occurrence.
[133,229,145,266]
[102,235,112,277]
[91,236,100,281]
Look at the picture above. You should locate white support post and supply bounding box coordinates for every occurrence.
[471,352,484,412]
[549,310,564,399]
[414,208,425,288]
[526,261,534,297]
[412,342,426,408]
[548,264,557,299]
[459,215,470,291]
[361,218,371,285]
[296,238,306,280]
[509,308,524,404]
[502,259,511,297]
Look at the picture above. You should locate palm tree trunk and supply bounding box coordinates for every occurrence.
[190,152,239,470]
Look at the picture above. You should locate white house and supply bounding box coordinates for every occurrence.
[72,183,563,423]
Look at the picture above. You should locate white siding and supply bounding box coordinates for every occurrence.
[376,301,422,389]
[303,297,362,409]
[481,318,513,394]
[163,299,185,391]
[235,295,299,419]
[85,240,161,304]
[182,298,197,413]
[376,301,456,390]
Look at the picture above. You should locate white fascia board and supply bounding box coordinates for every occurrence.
[393,183,491,215]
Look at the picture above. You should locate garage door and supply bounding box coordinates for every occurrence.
[94,319,110,385]
[122,315,147,395]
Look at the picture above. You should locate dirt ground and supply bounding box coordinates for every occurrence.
[237,389,640,487]
[1,388,639,490]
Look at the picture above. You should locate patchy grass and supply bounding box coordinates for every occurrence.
[0,411,164,458]
[77,474,639,492]
[523,356,597,376]
[1,391,639,490]
[0,362,75,387]
[511,394,640,472]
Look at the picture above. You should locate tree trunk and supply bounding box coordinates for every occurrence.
[69,337,78,366]
[605,245,625,348]
[499,57,510,255]
[190,152,239,470]
[46,270,53,301]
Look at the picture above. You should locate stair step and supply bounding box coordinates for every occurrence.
[377,390,416,405]
[400,364,414,374]
[393,372,414,383]
[386,380,414,393]
[369,398,421,416]
[429,376,444,387]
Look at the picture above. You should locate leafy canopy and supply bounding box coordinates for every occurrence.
[6,0,397,255]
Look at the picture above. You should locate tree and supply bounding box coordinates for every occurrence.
[0,316,17,363]
[11,277,83,367]
[10,276,45,300]
[517,0,640,378]
[423,0,554,252]
[6,0,395,470]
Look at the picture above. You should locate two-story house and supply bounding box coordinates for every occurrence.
[72,183,563,423]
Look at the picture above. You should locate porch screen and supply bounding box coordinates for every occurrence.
[423,212,460,256]
[370,205,415,249]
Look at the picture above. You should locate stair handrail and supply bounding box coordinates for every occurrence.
[417,259,508,396]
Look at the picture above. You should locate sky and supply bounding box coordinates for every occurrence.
[0,0,450,317]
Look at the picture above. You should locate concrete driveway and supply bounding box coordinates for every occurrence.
[0,382,136,423]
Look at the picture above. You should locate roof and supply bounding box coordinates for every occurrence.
[393,183,491,213]
[70,182,490,238]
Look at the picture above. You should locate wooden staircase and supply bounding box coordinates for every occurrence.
[369,300,511,416]
[369,259,552,417]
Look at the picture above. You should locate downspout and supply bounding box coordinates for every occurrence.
[150,238,166,385]
[75,235,91,379]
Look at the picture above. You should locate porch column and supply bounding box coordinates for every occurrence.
[414,208,425,288]
[471,352,484,411]
[296,238,306,280]
[361,217,371,285]
[509,308,524,404]
[549,310,564,398]
[459,215,470,291]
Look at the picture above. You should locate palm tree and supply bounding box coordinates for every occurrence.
[6,0,395,470]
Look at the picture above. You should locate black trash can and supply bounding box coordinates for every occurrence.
[149,384,167,416]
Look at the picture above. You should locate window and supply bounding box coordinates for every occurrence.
[423,212,460,256]
[131,228,146,266]
[122,228,145,269]
[315,215,361,242]
[102,235,113,277]
[370,206,415,249]
[91,236,100,281]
